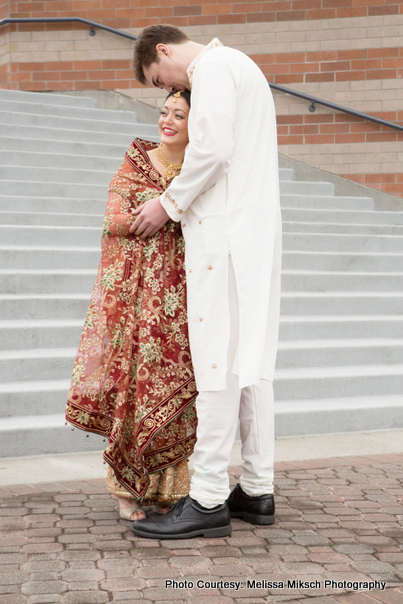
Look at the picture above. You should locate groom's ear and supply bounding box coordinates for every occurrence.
[156,44,171,58]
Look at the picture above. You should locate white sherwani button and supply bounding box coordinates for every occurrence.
[212,364,217,369]
[207,265,213,270]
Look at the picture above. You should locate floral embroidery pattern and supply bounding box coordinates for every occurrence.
[165,191,184,215]
[66,139,198,500]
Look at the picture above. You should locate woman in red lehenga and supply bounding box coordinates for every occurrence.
[66,91,197,521]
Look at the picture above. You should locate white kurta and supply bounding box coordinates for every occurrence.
[160,39,282,392]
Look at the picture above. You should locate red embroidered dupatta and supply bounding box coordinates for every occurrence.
[66,139,198,500]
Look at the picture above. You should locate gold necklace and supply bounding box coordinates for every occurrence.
[156,143,183,180]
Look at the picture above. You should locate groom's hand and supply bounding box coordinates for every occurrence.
[130,196,169,239]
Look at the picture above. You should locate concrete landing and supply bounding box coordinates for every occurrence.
[0,430,401,487]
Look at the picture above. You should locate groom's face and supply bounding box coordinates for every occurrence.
[143,45,189,93]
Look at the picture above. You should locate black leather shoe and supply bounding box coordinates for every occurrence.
[227,484,275,525]
[130,495,232,540]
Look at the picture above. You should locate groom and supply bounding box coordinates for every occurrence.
[130,24,282,539]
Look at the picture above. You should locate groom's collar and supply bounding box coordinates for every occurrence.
[186,38,223,89]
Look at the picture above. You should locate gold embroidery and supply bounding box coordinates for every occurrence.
[66,138,198,501]
[166,191,184,215]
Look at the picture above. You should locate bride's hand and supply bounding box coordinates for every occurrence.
[130,196,169,239]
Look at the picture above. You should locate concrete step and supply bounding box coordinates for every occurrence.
[1,175,296,200]
[279,315,403,340]
[0,197,106,215]
[277,338,403,369]
[281,194,374,211]
[283,221,403,236]
[284,232,403,253]
[2,392,402,457]
[282,270,403,292]
[278,168,295,181]
[0,135,127,158]
[0,380,70,418]
[0,225,101,247]
[0,150,123,172]
[0,123,159,146]
[0,166,296,190]
[4,338,401,384]
[0,294,91,320]
[0,270,96,295]
[282,206,403,225]
[0,413,104,457]
[1,291,402,320]
[3,314,403,352]
[0,348,76,383]
[3,268,401,296]
[1,166,114,187]
[275,395,403,437]
[3,338,401,383]
[283,251,403,272]
[1,180,106,199]
[0,211,103,227]
[0,320,83,350]
[0,247,101,269]
[280,292,403,316]
[0,110,145,136]
[279,182,335,196]
[0,98,138,124]
[0,88,97,108]
[274,364,403,400]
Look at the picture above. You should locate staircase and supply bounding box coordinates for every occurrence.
[1,89,402,457]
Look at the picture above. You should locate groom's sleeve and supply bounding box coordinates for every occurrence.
[160,56,237,221]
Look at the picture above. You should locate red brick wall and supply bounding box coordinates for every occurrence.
[4,0,402,29]
[255,48,403,86]
[1,1,403,197]
[0,0,10,21]
[2,59,140,91]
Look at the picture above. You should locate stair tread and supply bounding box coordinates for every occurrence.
[278,338,403,349]
[0,319,83,327]
[0,380,70,393]
[0,348,77,360]
[277,394,403,410]
[275,364,403,378]
[0,269,96,275]
[0,413,68,430]
[280,314,403,322]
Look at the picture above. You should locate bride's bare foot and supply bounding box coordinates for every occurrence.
[116,496,145,521]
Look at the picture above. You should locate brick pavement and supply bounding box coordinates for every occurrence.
[0,453,402,604]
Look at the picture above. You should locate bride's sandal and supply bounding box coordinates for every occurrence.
[119,502,146,521]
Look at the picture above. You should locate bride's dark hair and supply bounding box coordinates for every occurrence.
[165,90,191,108]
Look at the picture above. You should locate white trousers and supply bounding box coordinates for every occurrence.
[189,257,275,508]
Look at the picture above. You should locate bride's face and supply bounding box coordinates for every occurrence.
[158,95,190,149]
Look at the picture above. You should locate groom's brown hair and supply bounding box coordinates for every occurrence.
[134,25,190,85]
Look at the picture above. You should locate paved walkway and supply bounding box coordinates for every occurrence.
[0,453,402,604]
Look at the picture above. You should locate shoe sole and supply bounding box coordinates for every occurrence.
[130,524,232,540]
[230,511,275,526]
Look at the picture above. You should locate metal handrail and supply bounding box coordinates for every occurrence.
[1,17,402,133]
[269,83,403,133]
[0,17,138,41]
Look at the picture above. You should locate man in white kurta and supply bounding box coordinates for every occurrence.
[131,28,282,539]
